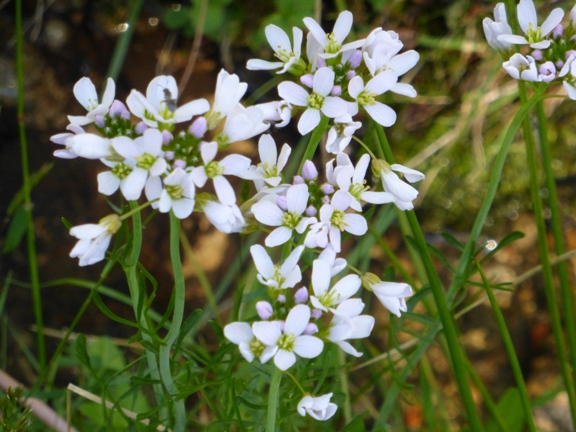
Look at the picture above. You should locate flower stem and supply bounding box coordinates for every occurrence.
[15,0,45,374]
[475,261,536,431]
[375,124,483,431]
[266,367,283,432]
[518,82,576,422]
[298,115,330,173]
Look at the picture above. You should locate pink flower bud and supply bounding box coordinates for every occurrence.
[189,116,207,138]
[295,287,309,304]
[256,301,273,320]
[300,74,314,88]
[302,160,318,180]
[135,121,148,134]
[276,195,288,211]
[109,100,130,119]
[348,50,362,68]
[311,308,322,319]
[346,70,356,79]
[293,175,304,185]
[305,205,317,217]
[553,24,563,38]
[161,130,173,145]
[278,294,286,303]
[321,183,334,194]
[165,151,175,160]
[331,85,342,96]
[95,115,105,128]
[532,49,543,61]
[303,323,319,335]
[317,58,327,68]
[173,159,186,169]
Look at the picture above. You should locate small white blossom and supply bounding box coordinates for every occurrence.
[325,115,362,154]
[372,160,425,211]
[483,3,514,50]
[348,72,398,127]
[204,201,246,233]
[297,393,337,421]
[251,244,304,291]
[503,54,540,81]
[224,322,276,363]
[157,168,195,218]
[328,298,375,357]
[303,10,364,60]
[50,124,85,159]
[206,70,248,129]
[240,134,291,190]
[372,281,412,317]
[252,304,324,371]
[68,77,115,126]
[247,25,303,74]
[69,214,121,266]
[309,259,361,312]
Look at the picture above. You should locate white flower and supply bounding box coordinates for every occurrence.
[372,281,412,317]
[305,190,367,253]
[363,46,419,98]
[334,153,396,211]
[224,322,277,363]
[503,54,540,81]
[69,214,121,266]
[297,393,337,421]
[240,134,291,190]
[497,0,564,49]
[109,129,167,200]
[303,10,364,60]
[252,304,324,371]
[278,67,348,135]
[254,100,292,128]
[217,104,269,147]
[68,77,115,126]
[318,244,347,277]
[325,115,362,154]
[247,25,303,74]
[348,72,398,127]
[483,3,514,50]
[97,157,136,198]
[206,70,248,129]
[252,183,314,247]
[157,168,195,218]
[66,133,112,159]
[251,245,304,291]
[309,259,361,312]
[50,124,85,159]
[190,141,251,205]
[372,160,425,211]
[126,75,209,129]
[328,298,375,357]
[204,201,246,233]
[362,28,403,57]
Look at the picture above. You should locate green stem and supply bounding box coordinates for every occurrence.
[375,125,483,431]
[476,261,536,432]
[266,367,282,432]
[518,82,576,421]
[15,0,45,374]
[105,0,144,82]
[535,100,576,383]
[158,212,187,431]
[338,349,352,423]
[298,115,330,173]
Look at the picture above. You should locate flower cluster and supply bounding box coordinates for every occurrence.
[483,0,576,98]
[52,9,423,422]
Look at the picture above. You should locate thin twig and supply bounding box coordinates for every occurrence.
[179,0,208,94]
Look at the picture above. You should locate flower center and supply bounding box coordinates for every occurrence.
[325,33,342,54]
[276,47,294,63]
[526,23,543,44]
[330,209,348,231]
[135,153,157,170]
[112,162,133,180]
[281,211,302,230]
[261,162,279,179]
[349,182,368,201]
[307,92,325,110]
[249,338,266,358]
[166,184,184,200]
[277,333,295,351]
[271,265,286,289]
[205,160,224,178]
[356,90,377,107]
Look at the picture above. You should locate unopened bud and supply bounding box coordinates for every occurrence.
[294,287,309,304]
[256,301,273,320]
[276,195,288,211]
[189,116,207,138]
[303,323,319,335]
[302,160,318,180]
[311,308,323,319]
[135,121,148,134]
[361,272,382,292]
[300,74,314,88]
[161,130,173,145]
[305,206,317,217]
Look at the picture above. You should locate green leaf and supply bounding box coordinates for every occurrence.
[484,387,525,432]
[340,411,368,432]
[3,206,27,253]
[74,334,92,369]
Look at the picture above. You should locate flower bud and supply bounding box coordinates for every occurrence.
[311,308,322,319]
[532,49,543,61]
[348,50,362,68]
[316,57,327,68]
[331,85,342,96]
[321,183,334,195]
[276,195,288,211]
[553,24,563,38]
[305,205,317,217]
[95,115,105,128]
[173,159,186,169]
[110,100,130,119]
[161,130,173,145]
[165,151,175,160]
[293,175,304,185]
[256,301,273,320]
[135,121,148,134]
[294,287,309,304]
[189,116,207,138]
[302,160,318,180]
[277,294,286,303]
[361,272,382,292]
[303,323,319,335]
[346,70,356,79]
[300,74,314,88]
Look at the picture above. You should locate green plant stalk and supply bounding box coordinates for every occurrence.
[266,367,282,432]
[337,348,352,423]
[105,0,144,82]
[158,213,187,431]
[298,115,330,173]
[15,0,46,374]
[126,202,165,411]
[518,83,576,421]
[375,125,483,431]
[447,89,545,303]
[535,100,576,375]
[476,261,536,432]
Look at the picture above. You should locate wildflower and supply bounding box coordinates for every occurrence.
[69,214,121,266]
[68,77,115,126]
[309,259,361,312]
[216,104,269,147]
[190,141,251,205]
[252,183,314,247]
[50,124,84,159]
[363,46,419,98]
[240,134,291,190]
[303,10,364,60]
[483,3,514,51]
[204,201,246,233]
[278,67,348,135]
[157,168,195,219]
[297,393,337,421]
[66,133,113,159]
[328,299,375,357]
[224,322,277,363]
[503,54,540,81]
[250,244,305,291]
[362,272,412,317]
[325,115,362,154]
[126,75,209,129]
[206,70,248,129]
[247,25,304,74]
[252,304,324,370]
[348,71,398,127]
[497,0,564,49]
[372,159,425,211]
